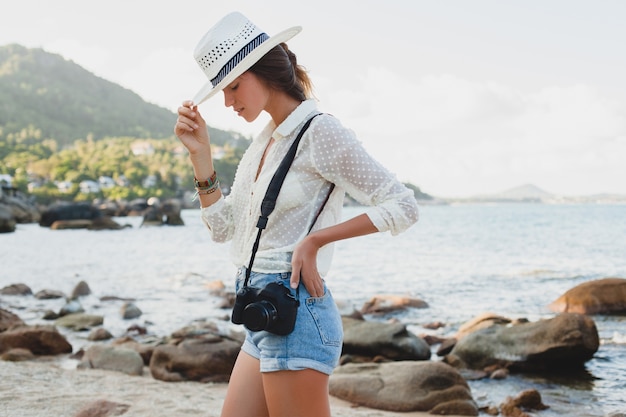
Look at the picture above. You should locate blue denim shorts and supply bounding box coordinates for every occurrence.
[234,268,343,375]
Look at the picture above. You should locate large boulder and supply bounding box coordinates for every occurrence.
[341,316,431,361]
[78,345,144,376]
[549,277,626,314]
[447,313,599,371]
[149,333,241,382]
[39,202,102,227]
[0,325,72,355]
[329,361,478,415]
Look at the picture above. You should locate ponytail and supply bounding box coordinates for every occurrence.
[249,43,313,101]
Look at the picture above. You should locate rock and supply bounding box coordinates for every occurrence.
[0,191,40,223]
[500,389,548,417]
[71,281,92,298]
[139,198,184,226]
[125,324,147,336]
[329,361,478,415]
[549,277,626,314]
[42,310,60,320]
[162,199,184,226]
[34,289,66,299]
[0,204,16,233]
[120,302,142,319]
[0,283,33,296]
[490,368,510,379]
[341,316,431,361]
[88,328,113,341]
[205,279,226,296]
[360,294,428,315]
[88,216,129,230]
[455,312,512,340]
[0,325,72,355]
[421,334,447,346]
[141,205,164,226]
[1,308,26,332]
[78,345,144,376]
[39,202,102,228]
[51,219,93,230]
[447,313,599,371]
[59,300,86,316]
[149,333,241,382]
[1,190,40,232]
[55,313,104,331]
[423,320,446,330]
[112,337,157,365]
[1,347,36,361]
[73,399,130,417]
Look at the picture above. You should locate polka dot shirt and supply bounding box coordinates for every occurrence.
[201,99,419,275]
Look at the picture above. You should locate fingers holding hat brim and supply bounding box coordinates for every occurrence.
[192,26,302,106]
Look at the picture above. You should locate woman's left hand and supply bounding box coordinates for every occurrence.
[291,235,325,297]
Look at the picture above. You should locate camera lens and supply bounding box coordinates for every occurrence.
[243,300,278,331]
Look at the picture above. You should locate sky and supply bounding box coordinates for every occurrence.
[2,0,625,198]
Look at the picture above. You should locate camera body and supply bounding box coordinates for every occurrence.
[232,281,299,335]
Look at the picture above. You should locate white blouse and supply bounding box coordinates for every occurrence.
[201,99,418,276]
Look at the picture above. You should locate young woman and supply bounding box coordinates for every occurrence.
[175,12,419,417]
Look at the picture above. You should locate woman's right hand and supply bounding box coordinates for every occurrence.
[175,100,211,156]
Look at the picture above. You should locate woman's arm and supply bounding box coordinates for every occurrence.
[290,213,378,297]
[174,101,222,208]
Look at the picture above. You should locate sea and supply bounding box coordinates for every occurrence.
[1,203,625,416]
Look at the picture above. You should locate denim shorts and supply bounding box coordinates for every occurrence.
[234,267,343,375]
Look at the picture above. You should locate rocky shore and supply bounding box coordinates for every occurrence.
[3,277,625,416]
[0,189,185,233]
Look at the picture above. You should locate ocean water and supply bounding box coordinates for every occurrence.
[1,203,625,416]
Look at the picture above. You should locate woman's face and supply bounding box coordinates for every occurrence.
[222,72,269,122]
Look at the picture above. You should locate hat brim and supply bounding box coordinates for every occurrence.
[192,26,302,105]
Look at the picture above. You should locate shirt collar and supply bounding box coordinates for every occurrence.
[272,99,318,141]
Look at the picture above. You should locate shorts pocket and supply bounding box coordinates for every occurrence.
[305,290,343,347]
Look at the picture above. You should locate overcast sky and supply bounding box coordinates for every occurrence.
[3,0,625,197]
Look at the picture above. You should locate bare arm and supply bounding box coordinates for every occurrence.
[290,213,378,297]
[174,101,222,208]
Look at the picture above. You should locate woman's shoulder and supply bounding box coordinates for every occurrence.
[307,112,358,145]
[310,112,352,134]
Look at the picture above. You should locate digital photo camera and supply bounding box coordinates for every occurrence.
[231,281,299,335]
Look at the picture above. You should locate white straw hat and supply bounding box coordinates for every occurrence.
[192,12,302,105]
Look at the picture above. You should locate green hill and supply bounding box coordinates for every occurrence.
[0,44,180,145]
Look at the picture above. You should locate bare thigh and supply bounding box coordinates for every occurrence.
[262,369,331,417]
[220,351,268,417]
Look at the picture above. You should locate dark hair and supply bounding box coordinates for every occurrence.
[249,43,313,101]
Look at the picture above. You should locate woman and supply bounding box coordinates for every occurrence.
[175,12,419,417]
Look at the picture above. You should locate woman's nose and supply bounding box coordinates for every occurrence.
[223,90,234,108]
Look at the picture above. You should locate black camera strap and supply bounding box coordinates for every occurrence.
[244,112,335,291]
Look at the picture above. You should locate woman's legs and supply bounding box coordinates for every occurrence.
[221,352,331,417]
[262,369,331,417]
[220,351,269,417]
